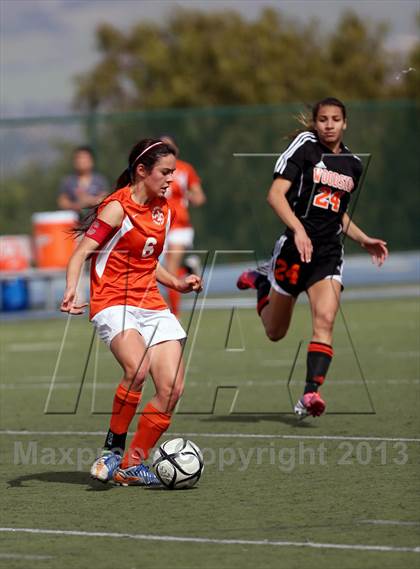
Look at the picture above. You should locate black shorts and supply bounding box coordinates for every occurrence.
[268,235,344,297]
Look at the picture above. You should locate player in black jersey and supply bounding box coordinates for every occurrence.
[237,97,388,419]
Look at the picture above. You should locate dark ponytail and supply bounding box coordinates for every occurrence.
[114,168,132,190]
[74,138,175,235]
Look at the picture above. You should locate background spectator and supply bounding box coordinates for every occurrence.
[57,146,109,216]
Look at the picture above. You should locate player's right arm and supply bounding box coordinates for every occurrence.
[267,177,313,263]
[60,201,124,314]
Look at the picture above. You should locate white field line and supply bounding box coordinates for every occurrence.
[5,342,69,352]
[0,430,419,443]
[0,553,53,560]
[359,520,420,527]
[3,344,419,358]
[0,527,418,554]
[43,315,73,414]
[1,376,75,381]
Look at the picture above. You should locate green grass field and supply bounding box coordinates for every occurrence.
[0,297,419,568]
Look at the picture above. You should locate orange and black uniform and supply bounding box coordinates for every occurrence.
[270,130,363,296]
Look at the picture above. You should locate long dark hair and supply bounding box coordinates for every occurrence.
[75,138,175,234]
[292,97,347,136]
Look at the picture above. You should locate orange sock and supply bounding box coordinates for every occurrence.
[121,402,172,468]
[110,383,142,434]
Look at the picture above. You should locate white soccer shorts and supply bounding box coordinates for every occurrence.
[166,227,194,248]
[91,305,187,347]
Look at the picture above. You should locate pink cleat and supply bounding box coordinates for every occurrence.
[294,392,326,418]
[237,269,260,290]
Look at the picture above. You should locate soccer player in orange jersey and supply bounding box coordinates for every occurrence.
[60,139,202,486]
[160,136,206,317]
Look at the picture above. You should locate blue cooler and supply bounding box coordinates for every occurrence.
[1,278,29,311]
[0,235,31,312]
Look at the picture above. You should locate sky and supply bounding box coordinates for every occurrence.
[1,0,419,117]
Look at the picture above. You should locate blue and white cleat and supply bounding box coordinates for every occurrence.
[113,464,161,486]
[90,451,122,482]
[294,398,309,419]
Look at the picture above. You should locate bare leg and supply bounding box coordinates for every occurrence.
[260,288,297,341]
[110,329,151,391]
[119,340,184,469]
[148,340,184,413]
[91,330,152,477]
[307,278,341,344]
[295,278,342,417]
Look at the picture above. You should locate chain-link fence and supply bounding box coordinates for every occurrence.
[1,101,418,255]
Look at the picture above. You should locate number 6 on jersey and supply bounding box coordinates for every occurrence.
[142,237,157,258]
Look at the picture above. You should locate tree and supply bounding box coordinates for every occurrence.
[325,11,389,99]
[4,8,418,252]
[74,8,399,111]
[400,13,420,99]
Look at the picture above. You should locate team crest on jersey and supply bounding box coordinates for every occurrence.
[152,206,165,225]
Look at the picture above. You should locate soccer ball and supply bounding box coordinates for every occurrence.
[152,438,204,489]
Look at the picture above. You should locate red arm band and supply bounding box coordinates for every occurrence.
[86,219,114,244]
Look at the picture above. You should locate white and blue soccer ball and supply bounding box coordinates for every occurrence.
[152,438,204,489]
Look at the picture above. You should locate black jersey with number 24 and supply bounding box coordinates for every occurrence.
[273,131,363,241]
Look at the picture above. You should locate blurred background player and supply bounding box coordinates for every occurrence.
[160,135,206,316]
[237,97,388,419]
[60,138,202,485]
[57,145,109,217]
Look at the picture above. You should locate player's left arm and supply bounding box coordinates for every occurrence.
[187,165,206,206]
[156,263,203,293]
[342,213,388,266]
[187,182,206,206]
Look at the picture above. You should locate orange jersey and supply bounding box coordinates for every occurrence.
[89,186,174,318]
[165,159,200,229]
